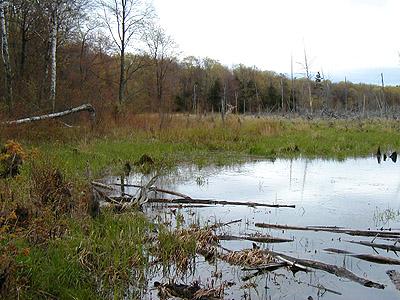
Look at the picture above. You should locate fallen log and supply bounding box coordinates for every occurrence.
[217,234,293,244]
[241,262,288,281]
[346,240,400,253]
[2,104,95,125]
[147,198,295,208]
[255,223,400,238]
[264,250,385,289]
[241,262,288,272]
[324,248,400,265]
[110,183,192,199]
[274,255,310,273]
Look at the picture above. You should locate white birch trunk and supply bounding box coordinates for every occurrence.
[3,104,95,125]
[0,3,12,111]
[49,6,58,112]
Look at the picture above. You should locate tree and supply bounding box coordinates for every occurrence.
[0,0,12,112]
[208,78,222,112]
[33,0,90,111]
[143,23,177,129]
[100,0,154,104]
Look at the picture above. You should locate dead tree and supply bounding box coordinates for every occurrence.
[2,104,95,125]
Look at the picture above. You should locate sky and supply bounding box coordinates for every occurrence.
[153,0,400,84]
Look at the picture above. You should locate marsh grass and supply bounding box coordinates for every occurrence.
[2,114,400,298]
[4,115,399,180]
[13,211,160,299]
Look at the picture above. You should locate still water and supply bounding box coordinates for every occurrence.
[114,157,400,299]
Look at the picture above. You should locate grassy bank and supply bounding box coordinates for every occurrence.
[1,114,400,299]
[4,114,400,175]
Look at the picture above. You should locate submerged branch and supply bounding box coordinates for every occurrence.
[255,223,400,238]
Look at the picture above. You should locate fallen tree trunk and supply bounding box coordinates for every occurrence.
[109,182,192,199]
[147,198,295,208]
[255,223,400,238]
[217,234,293,244]
[264,249,385,289]
[3,104,95,125]
[241,262,288,281]
[347,240,400,252]
[324,248,400,265]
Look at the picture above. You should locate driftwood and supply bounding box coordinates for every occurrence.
[324,248,400,265]
[255,223,400,238]
[241,262,288,281]
[94,181,295,209]
[110,182,192,199]
[217,235,293,244]
[274,255,310,272]
[264,250,385,289]
[146,198,295,208]
[3,104,95,125]
[241,262,288,272]
[347,240,400,253]
[387,270,400,291]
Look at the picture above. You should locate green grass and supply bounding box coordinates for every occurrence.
[13,211,161,299]
[2,115,400,299]
[26,117,400,179]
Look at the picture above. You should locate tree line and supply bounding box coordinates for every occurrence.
[0,0,399,120]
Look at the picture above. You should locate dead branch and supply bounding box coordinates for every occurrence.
[217,235,293,244]
[211,219,242,229]
[274,255,310,272]
[2,104,95,125]
[255,223,400,238]
[264,250,385,289]
[241,262,288,281]
[324,248,400,265]
[109,182,192,199]
[346,240,400,252]
[146,198,295,208]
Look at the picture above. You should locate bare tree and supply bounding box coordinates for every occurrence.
[100,0,154,104]
[0,0,12,112]
[143,24,177,129]
[34,0,90,111]
[303,47,313,113]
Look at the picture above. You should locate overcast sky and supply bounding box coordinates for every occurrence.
[153,0,400,83]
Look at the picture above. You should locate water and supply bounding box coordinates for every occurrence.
[110,157,400,299]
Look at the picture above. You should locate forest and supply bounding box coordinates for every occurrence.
[0,0,399,122]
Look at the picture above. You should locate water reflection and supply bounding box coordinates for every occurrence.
[110,157,400,299]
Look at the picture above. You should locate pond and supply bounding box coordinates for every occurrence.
[109,157,400,299]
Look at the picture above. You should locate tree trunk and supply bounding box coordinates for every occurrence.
[3,104,95,125]
[19,15,27,77]
[49,7,58,112]
[119,48,126,104]
[0,4,12,112]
